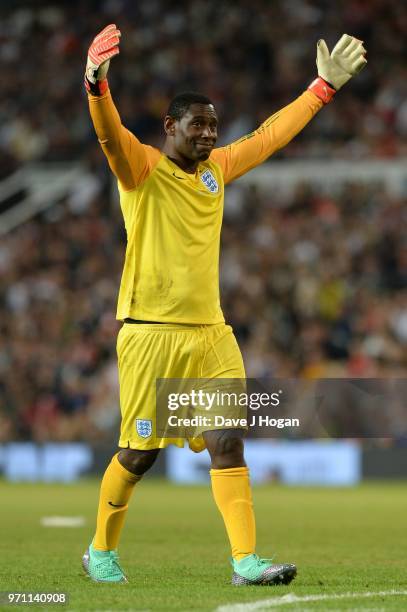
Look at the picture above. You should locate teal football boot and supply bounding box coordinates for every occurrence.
[82,542,128,583]
[232,554,297,585]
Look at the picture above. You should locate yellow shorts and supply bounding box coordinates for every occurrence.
[117,322,245,451]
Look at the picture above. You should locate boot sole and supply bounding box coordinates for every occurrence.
[232,564,297,586]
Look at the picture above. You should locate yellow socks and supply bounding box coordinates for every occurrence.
[93,453,141,551]
[94,457,255,558]
[210,466,256,561]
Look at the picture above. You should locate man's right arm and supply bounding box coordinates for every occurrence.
[85,25,160,191]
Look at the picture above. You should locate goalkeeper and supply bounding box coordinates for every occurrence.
[82,25,366,585]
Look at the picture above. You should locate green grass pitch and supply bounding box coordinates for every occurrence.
[0,479,406,610]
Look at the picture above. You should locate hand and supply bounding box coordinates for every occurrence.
[86,24,121,87]
[317,34,367,90]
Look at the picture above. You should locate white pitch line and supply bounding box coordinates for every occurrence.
[216,590,407,611]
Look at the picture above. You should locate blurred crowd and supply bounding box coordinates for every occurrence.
[0,0,407,165]
[0,0,406,443]
[0,176,405,442]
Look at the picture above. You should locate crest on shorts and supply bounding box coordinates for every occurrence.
[136,419,152,438]
[201,170,219,193]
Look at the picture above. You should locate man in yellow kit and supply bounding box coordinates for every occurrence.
[82,24,366,584]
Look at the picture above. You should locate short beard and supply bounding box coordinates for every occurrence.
[196,150,210,161]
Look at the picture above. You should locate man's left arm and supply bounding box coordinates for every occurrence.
[211,90,324,184]
[211,34,367,184]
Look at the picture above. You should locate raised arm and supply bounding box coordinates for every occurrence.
[211,91,323,184]
[85,25,160,191]
[211,34,367,185]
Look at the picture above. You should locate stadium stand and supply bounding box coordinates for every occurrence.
[0,0,405,442]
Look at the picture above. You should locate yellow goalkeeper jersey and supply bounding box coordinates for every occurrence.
[88,89,323,323]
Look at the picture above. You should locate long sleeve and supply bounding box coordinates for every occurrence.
[210,90,324,185]
[88,89,161,190]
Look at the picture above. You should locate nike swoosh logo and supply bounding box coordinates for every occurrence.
[172,172,186,180]
[108,501,126,508]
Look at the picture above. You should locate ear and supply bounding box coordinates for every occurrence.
[164,115,176,136]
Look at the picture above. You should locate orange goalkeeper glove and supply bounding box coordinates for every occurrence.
[85,24,121,95]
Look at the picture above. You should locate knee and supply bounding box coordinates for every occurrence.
[118,448,160,476]
[204,430,246,469]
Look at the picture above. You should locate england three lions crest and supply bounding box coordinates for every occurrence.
[201,170,219,193]
[136,419,152,438]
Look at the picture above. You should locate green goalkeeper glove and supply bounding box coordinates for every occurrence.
[317,34,367,90]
